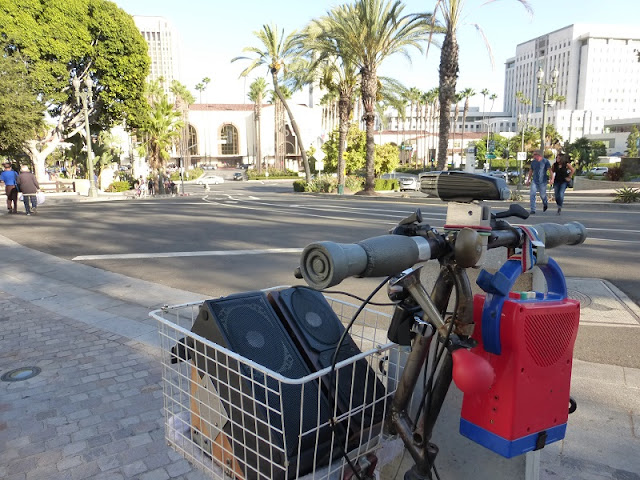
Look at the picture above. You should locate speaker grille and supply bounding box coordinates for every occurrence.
[524,311,578,367]
[288,288,343,345]
[199,293,335,465]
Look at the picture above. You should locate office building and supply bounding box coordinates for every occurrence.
[133,16,181,90]
[504,24,640,142]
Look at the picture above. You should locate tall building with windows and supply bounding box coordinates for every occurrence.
[504,24,640,143]
[133,16,181,89]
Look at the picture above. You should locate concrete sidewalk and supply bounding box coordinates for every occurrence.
[0,233,638,479]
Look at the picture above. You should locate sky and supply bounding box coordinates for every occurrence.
[112,0,637,110]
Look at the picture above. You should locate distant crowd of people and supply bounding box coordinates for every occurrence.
[133,176,176,197]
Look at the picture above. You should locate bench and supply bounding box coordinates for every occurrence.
[39,181,76,193]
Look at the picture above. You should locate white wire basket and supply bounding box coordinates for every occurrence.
[150,288,406,480]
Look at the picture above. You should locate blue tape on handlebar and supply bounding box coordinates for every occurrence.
[478,257,567,355]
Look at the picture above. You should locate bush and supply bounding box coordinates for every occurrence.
[345,175,364,192]
[248,168,299,180]
[293,180,306,192]
[374,178,399,191]
[614,186,640,203]
[170,167,203,181]
[105,180,131,192]
[605,166,624,181]
[306,175,337,193]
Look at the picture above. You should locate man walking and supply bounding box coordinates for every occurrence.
[17,165,39,215]
[1,162,19,214]
[526,149,551,214]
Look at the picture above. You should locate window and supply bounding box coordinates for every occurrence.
[219,124,239,155]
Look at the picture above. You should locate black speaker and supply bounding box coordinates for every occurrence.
[189,291,339,480]
[268,287,387,445]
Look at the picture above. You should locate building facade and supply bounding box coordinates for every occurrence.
[133,16,181,92]
[504,24,640,143]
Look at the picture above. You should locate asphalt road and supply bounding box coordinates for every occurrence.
[5,180,640,368]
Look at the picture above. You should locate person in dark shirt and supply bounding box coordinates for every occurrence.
[17,165,40,215]
[1,162,19,214]
[550,154,575,215]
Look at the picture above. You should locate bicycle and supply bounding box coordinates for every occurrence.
[153,171,587,480]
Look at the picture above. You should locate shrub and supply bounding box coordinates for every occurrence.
[248,168,299,180]
[169,167,203,181]
[345,175,364,192]
[614,186,640,203]
[306,175,337,193]
[374,178,399,190]
[605,166,624,181]
[105,180,131,192]
[293,180,306,192]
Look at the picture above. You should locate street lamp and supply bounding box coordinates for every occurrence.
[73,74,98,197]
[536,66,559,153]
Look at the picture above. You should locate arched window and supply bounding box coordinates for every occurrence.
[188,124,198,156]
[219,124,238,155]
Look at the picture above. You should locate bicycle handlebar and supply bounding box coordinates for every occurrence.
[298,222,587,290]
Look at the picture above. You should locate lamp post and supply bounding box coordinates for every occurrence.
[536,66,559,153]
[73,74,98,197]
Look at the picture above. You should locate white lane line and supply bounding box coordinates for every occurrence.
[72,248,304,261]
[585,237,638,244]
[587,227,640,234]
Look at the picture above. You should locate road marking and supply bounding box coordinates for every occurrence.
[587,227,640,234]
[586,237,638,244]
[72,248,304,261]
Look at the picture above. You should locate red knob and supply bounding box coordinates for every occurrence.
[452,349,495,394]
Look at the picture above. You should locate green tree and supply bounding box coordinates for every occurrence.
[303,25,359,193]
[567,137,605,172]
[0,43,45,156]
[311,0,435,194]
[248,77,269,173]
[137,80,183,173]
[626,125,639,157]
[459,87,475,156]
[0,0,149,180]
[194,77,211,103]
[232,24,312,182]
[432,0,531,169]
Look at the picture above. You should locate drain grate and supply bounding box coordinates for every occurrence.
[1,366,41,382]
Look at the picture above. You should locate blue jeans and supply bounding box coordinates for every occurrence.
[530,182,548,212]
[22,194,37,214]
[554,182,568,208]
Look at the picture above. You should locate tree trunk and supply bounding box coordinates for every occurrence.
[337,90,353,193]
[271,70,311,183]
[360,66,377,194]
[255,96,262,174]
[437,30,459,170]
[461,98,469,157]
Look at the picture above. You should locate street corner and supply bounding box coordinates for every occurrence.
[567,278,640,327]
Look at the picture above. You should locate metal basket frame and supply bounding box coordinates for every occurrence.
[150,290,404,480]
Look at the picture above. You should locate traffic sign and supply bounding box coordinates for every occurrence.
[517,152,527,161]
[486,154,496,159]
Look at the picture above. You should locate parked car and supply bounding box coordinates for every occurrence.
[486,170,508,181]
[233,172,246,181]
[589,167,608,175]
[197,175,224,186]
[398,175,419,191]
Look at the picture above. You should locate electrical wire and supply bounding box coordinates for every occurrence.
[297,285,397,307]
[327,276,392,480]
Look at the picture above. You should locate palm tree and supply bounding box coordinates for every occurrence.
[248,77,268,173]
[311,0,435,194]
[232,24,311,182]
[460,87,475,156]
[451,92,463,161]
[138,94,183,174]
[194,77,211,104]
[432,0,532,169]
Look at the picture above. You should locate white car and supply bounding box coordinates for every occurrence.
[398,175,419,191]
[197,175,224,186]
[589,167,608,175]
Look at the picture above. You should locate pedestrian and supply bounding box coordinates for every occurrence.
[550,153,575,215]
[147,178,155,196]
[525,149,551,214]
[17,165,40,216]
[1,162,19,214]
